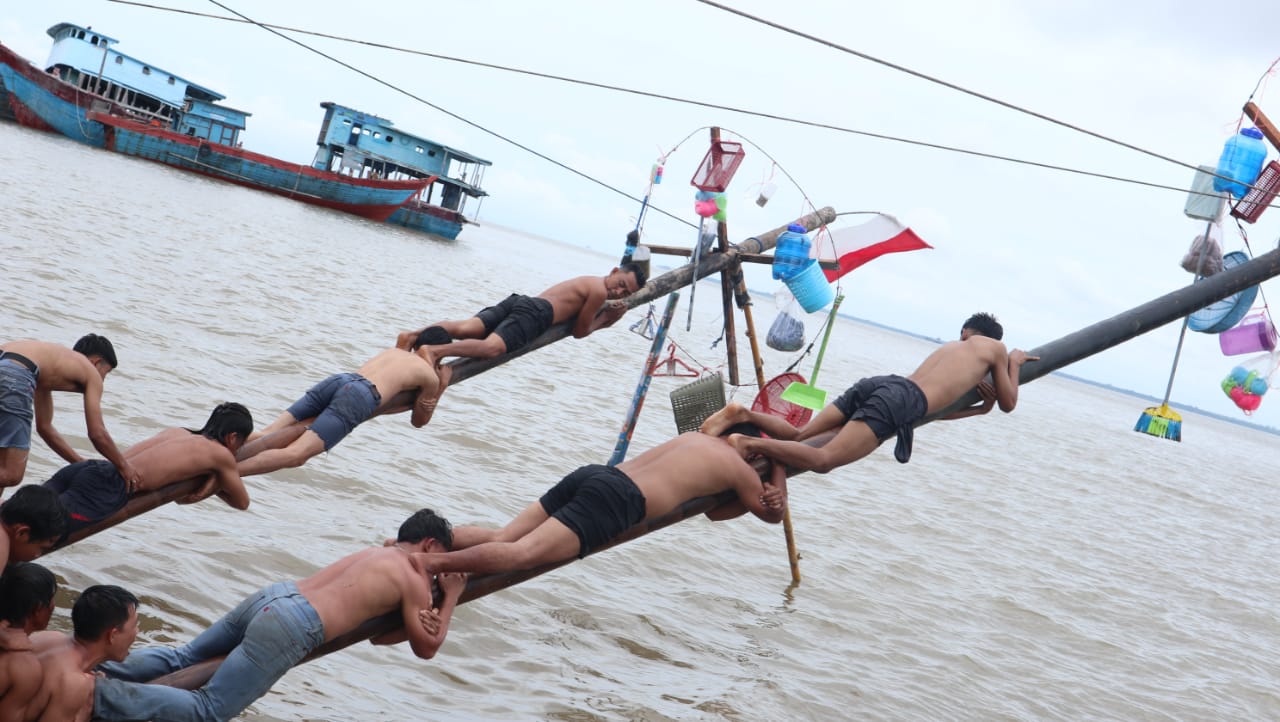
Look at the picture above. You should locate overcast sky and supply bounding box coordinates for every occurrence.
[6,0,1280,429]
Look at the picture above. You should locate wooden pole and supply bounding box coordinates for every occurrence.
[55,209,838,558]
[710,127,740,386]
[1244,102,1280,152]
[122,246,1280,694]
[728,260,803,584]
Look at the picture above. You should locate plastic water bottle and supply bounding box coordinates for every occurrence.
[772,223,811,280]
[1213,127,1268,199]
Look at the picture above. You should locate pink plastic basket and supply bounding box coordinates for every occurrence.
[1219,313,1277,355]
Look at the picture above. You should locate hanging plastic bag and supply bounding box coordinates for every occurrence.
[1220,349,1279,415]
[766,287,806,351]
[1181,232,1223,276]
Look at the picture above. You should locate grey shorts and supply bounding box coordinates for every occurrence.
[286,373,382,450]
[0,361,38,449]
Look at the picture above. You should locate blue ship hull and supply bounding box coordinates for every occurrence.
[94,112,427,221]
[0,40,113,145]
[387,202,466,240]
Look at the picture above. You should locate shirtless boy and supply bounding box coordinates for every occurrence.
[700,312,1038,473]
[0,563,56,722]
[396,262,648,361]
[93,509,466,722]
[237,329,451,477]
[416,430,787,577]
[42,403,253,540]
[0,335,135,491]
[29,585,138,722]
[0,487,66,569]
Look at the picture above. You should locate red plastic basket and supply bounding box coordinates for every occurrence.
[1230,160,1280,224]
[751,372,814,431]
[690,140,746,192]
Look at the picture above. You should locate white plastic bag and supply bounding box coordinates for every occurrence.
[766,287,805,352]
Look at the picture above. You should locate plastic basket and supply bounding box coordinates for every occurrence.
[1219,313,1277,355]
[1230,160,1280,224]
[669,373,725,433]
[690,141,746,192]
[1189,251,1259,333]
[784,262,835,313]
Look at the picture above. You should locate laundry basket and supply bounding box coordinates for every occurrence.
[670,373,726,433]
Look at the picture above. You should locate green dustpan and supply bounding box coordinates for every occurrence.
[780,295,844,410]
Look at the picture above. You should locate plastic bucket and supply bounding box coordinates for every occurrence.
[1219,314,1277,355]
[784,262,834,313]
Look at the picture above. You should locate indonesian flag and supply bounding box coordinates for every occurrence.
[816,213,932,281]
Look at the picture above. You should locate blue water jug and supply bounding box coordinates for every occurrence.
[1213,127,1268,199]
[772,223,811,280]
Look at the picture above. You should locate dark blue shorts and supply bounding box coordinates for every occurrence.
[540,464,646,558]
[286,373,382,450]
[44,459,129,535]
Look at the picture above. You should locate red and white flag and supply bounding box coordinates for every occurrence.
[816,213,931,281]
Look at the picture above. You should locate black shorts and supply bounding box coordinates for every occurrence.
[540,464,646,558]
[43,459,129,536]
[475,294,555,354]
[832,375,927,463]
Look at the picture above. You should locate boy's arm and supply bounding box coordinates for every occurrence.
[409,363,442,428]
[79,375,138,485]
[33,386,81,464]
[724,460,786,524]
[571,285,609,338]
[394,568,464,659]
[211,453,250,510]
[942,381,996,420]
[994,348,1038,413]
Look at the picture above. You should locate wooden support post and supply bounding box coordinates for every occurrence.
[710,127,740,386]
[1244,102,1280,152]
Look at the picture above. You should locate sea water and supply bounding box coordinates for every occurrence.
[1,123,1278,721]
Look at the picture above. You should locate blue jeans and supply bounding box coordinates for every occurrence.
[0,361,36,449]
[285,372,381,450]
[94,581,325,722]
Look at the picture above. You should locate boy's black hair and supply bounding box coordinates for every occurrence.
[962,312,1004,341]
[71,584,138,641]
[397,508,453,551]
[0,485,67,543]
[619,261,648,289]
[0,562,57,625]
[73,333,118,368]
[722,422,763,438]
[413,327,453,350]
[191,402,253,444]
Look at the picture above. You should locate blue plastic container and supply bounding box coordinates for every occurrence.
[785,260,835,312]
[1213,127,1268,199]
[772,223,811,280]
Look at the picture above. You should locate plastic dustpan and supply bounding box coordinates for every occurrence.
[780,295,843,410]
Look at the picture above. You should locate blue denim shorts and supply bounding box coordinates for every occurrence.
[286,372,382,450]
[0,361,37,449]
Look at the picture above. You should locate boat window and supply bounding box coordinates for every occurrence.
[428,150,437,157]
[168,76,175,85]
[142,66,151,75]
[373,131,381,139]
[77,31,85,40]
[115,55,123,64]
[91,36,99,46]
[362,128,371,135]
[385,135,394,143]
[342,118,351,125]
[415,146,424,153]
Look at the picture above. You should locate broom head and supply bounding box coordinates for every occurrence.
[1134,403,1182,442]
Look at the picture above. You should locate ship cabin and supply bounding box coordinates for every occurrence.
[312,102,491,215]
[41,21,242,138]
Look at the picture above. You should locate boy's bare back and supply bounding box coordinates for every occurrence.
[125,429,236,493]
[538,276,605,324]
[0,341,95,394]
[621,433,760,519]
[296,546,429,645]
[357,348,440,411]
[907,337,1011,414]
